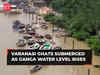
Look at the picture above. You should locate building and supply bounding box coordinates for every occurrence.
[33,0,48,7]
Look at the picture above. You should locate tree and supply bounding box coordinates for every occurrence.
[44,13,67,28]
[43,0,100,56]
[48,0,100,37]
[72,31,90,40]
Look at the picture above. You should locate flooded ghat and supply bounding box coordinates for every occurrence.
[0,8,100,75]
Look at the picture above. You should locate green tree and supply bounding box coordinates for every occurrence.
[49,0,100,36]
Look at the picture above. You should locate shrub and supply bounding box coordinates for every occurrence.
[86,35,100,55]
[72,31,90,41]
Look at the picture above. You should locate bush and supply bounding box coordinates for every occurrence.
[43,13,55,22]
[72,31,90,41]
[86,35,100,56]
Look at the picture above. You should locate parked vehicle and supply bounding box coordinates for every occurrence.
[18,28,26,34]
[27,39,35,45]
[36,39,46,45]
[27,31,36,35]
[35,34,44,39]
[16,39,26,47]
[45,34,52,40]
[23,34,32,40]
[25,24,32,32]
[33,43,40,49]
[50,40,56,45]
[30,65,42,73]
[19,24,25,29]
[41,25,48,30]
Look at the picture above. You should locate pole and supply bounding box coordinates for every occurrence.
[52,24,54,35]
[26,13,27,25]
[64,36,66,44]
[72,39,74,49]
[64,31,67,44]
[32,0,34,26]
[32,13,34,26]
[88,69,90,75]
[29,13,30,25]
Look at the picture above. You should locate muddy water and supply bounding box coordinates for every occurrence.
[0,12,100,75]
[0,13,30,75]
